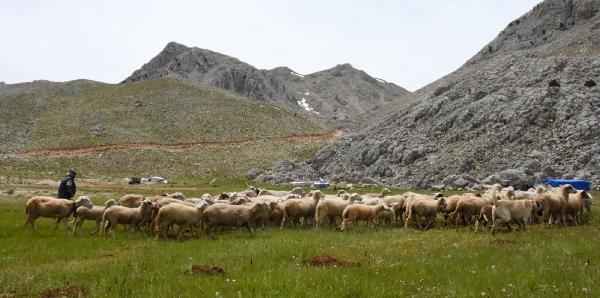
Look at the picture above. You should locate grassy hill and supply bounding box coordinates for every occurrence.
[0,78,331,180]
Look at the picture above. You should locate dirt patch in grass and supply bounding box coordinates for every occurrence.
[41,285,86,298]
[100,252,114,258]
[1,290,21,298]
[491,239,517,245]
[303,255,360,267]
[186,265,225,275]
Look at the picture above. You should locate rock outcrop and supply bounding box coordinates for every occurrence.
[256,0,600,188]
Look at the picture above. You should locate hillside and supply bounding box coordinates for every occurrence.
[122,43,411,130]
[0,78,331,179]
[256,0,600,188]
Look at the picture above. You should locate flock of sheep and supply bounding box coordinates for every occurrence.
[22,183,594,239]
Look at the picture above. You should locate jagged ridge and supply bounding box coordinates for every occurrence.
[122,43,411,130]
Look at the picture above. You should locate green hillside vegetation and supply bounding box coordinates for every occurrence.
[0,78,330,180]
[0,139,325,180]
[0,78,328,152]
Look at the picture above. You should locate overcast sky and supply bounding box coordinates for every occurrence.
[1,0,541,91]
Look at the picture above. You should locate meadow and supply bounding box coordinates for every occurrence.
[0,182,598,297]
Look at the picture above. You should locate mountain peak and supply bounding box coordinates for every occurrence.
[122,44,412,130]
[469,0,600,64]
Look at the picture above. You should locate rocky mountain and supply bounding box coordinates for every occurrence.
[122,42,411,130]
[254,0,600,189]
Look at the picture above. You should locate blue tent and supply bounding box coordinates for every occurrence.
[540,179,591,191]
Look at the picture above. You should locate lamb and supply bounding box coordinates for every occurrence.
[101,200,154,236]
[566,190,592,225]
[340,203,391,231]
[201,202,269,239]
[154,201,210,239]
[404,197,447,230]
[490,186,543,235]
[314,193,361,228]
[71,199,117,236]
[536,184,575,226]
[24,196,93,234]
[280,190,324,228]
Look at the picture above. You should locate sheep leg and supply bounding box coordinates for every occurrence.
[466,215,474,231]
[24,217,36,234]
[453,212,461,231]
[71,219,80,236]
[280,215,287,229]
[245,223,255,236]
[176,225,187,240]
[520,219,527,231]
[506,222,512,232]
[430,216,438,229]
[491,219,502,235]
[90,220,101,235]
[368,219,376,229]
[560,212,567,227]
[416,215,424,231]
[52,218,62,233]
[136,224,146,237]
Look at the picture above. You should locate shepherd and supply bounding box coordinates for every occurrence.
[57,169,77,200]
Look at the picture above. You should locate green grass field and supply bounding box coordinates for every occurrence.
[1,183,598,297]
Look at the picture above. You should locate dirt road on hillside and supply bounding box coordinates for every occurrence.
[11,130,344,158]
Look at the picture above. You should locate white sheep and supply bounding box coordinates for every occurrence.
[404,197,447,230]
[280,190,324,228]
[536,184,575,226]
[154,201,210,239]
[340,203,391,231]
[24,196,93,234]
[490,185,543,235]
[100,200,154,236]
[566,190,592,225]
[201,202,269,239]
[314,193,361,228]
[71,199,117,236]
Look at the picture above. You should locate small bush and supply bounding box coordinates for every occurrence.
[548,79,560,88]
[7,189,14,195]
[584,80,597,88]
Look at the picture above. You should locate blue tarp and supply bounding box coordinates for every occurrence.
[540,179,591,191]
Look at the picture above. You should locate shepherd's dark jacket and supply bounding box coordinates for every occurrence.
[57,175,76,199]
